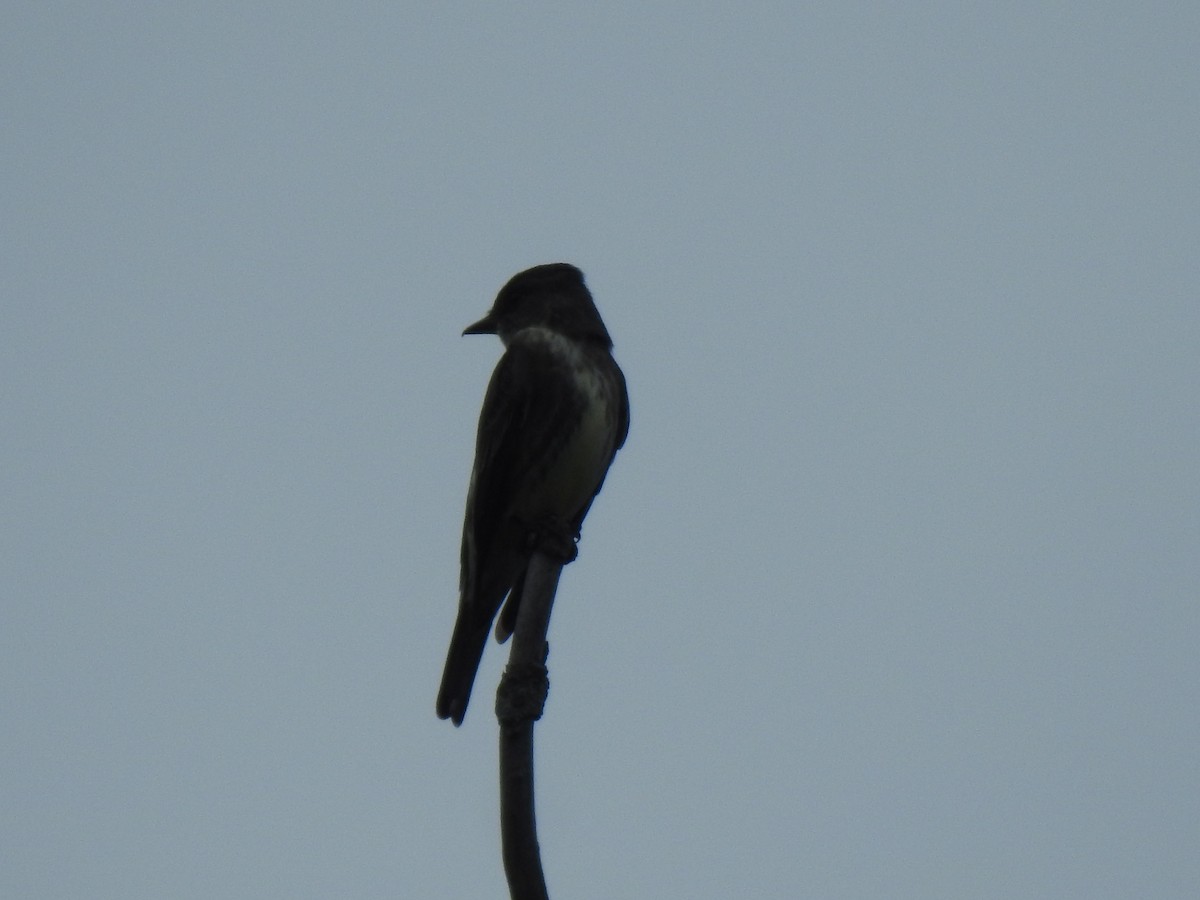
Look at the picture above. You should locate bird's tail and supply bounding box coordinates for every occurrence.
[436,610,492,726]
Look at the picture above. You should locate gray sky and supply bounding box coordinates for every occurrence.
[3,3,1197,898]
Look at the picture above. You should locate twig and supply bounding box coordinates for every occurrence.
[496,548,564,900]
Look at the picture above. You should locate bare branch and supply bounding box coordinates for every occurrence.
[496,548,564,900]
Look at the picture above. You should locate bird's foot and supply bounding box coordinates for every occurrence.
[527,516,579,564]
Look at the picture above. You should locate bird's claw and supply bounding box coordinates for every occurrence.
[527,517,579,564]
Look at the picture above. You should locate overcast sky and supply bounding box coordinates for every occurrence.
[3,3,1197,898]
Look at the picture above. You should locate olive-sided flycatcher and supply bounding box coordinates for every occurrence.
[436,263,629,726]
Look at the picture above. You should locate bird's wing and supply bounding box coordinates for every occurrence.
[461,336,581,602]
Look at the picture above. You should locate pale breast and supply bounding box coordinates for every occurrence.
[519,329,617,519]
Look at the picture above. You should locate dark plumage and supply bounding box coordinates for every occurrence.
[436,264,629,726]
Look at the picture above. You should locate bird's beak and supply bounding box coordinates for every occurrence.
[462,313,497,336]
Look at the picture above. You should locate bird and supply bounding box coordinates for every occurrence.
[436,263,629,726]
